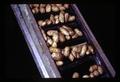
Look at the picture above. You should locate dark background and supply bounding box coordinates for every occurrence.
[2,3,119,79]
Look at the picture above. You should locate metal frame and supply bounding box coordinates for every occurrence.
[11,4,115,78]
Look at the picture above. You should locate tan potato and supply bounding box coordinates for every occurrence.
[69,53,74,61]
[40,4,46,7]
[52,5,59,12]
[72,33,79,39]
[68,16,75,21]
[62,25,74,36]
[54,15,59,24]
[86,50,90,55]
[50,14,55,24]
[82,75,90,78]
[51,41,57,47]
[47,30,58,36]
[97,65,103,74]
[92,65,98,70]
[56,60,63,66]
[80,44,87,56]
[71,46,78,58]
[59,33,65,42]
[49,47,60,53]
[51,52,62,61]
[52,33,59,42]
[32,9,36,14]
[74,28,83,36]
[64,4,69,9]
[89,73,94,78]
[59,27,69,36]
[59,6,65,11]
[65,35,71,40]
[88,45,94,54]
[72,72,79,78]
[47,36,53,45]
[56,4,62,7]
[63,46,70,57]
[59,11,64,23]
[41,21,46,26]
[38,20,43,26]
[39,7,45,13]
[64,13,69,22]
[93,70,99,77]
[46,19,52,25]
[46,4,51,13]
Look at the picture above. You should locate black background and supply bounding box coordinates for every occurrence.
[2,2,119,80]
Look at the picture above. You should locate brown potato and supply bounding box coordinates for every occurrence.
[52,5,59,12]
[93,70,99,76]
[59,33,65,42]
[52,33,59,42]
[51,52,62,61]
[38,20,43,26]
[97,65,103,74]
[64,13,69,22]
[46,4,51,13]
[69,53,74,61]
[72,72,79,78]
[59,11,64,23]
[59,27,69,36]
[62,25,74,36]
[82,75,90,78]
[50,14,55,24]
[63,46,70,57]
[51,41,57,47]
[72,33,79,39]
[74,28,83,36]
[80,44,87,56]
[88,45,94,54]
[49,47,60,53]
[65,35,71,40]
[64,4,69,9]
[39,7,45,13]
[68,16,75,21]
[47,30,58,36]
[56,60,63,66]
[47,36,53,45]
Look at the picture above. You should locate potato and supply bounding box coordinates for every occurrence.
[52,5,59,12]
[63,46,70,57]
[72,72,79,78]
[64,4,69,9]
[89,73,94,78]
[47,36,53,45]
[51,52,62,61]
[40,7,45,13]
[68,16,75,21]
[49,47,60,53]
[97,65,103,74]
[74,28,83,36]
[40,4,46,7]
[46,4,51,13]
[38,20,43,26]
[80,44,87,56]
[65,35,71,40]
[59,27,69,36]
[46,19,52,25]
[50,14,55,24]
[51,41,57,47]
[54,15,59,24]
[82,75,90,78]
[88,45,94,54]
[64,13,69,22]
[62,25,74,36]
[93,70,99,77]
[59,11,64,23]
[52,33,59,42]
[59,33,65,42]
[47,30,58,36]
[41,21,46,26]
[69,53,74,61]
[72,33,79,39]
[59,6,65,11]
[56,61,63,66]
